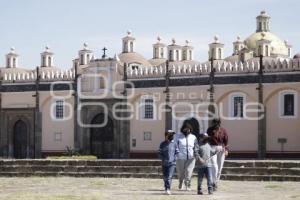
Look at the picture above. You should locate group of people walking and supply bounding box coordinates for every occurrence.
[158,118,229,195]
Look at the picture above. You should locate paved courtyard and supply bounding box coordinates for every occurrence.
[0,177,299,200]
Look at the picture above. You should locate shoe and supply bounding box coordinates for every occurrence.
[178,183,183,190]
[186,186,192,191]
[213,183,218,191]
[178,182,184,190]
[166,189,171,195]
[197,191,203,195]
[208,190,213,195]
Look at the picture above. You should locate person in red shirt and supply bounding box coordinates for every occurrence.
[207,118,229,191]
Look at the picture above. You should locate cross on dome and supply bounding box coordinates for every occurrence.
[157,36,161,42]
[214,35,219,43]
[83,43,88,50]
[172,38,176,45]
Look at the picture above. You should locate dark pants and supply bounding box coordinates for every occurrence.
[197,167,213,192]
[162,164,176,190]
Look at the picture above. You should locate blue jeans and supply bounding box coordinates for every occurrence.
[197,167,213,192]
[162,164,176,190]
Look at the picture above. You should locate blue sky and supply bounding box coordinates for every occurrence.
[0,0,299,69]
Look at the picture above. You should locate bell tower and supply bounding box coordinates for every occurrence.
[256,11,270,32]
[152,36,166,59]
[6,47,19,68]
[182,40,194,61]
[122,30,135,53]
[40,46,54,67]
[209,35,224,60]
[78,43,93,65]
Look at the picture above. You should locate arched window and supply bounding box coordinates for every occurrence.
[211,48,215,59]
[80,54,84,65]
[218,48,222,59]
[86,54,90,62]
[176,50,179,61]
[160,48,164,58]
[48,56,52,66]
[7,58,10,67]
[12,58,16,67]
[258,45,262,56]
[123,42,127,52]
[183,50,187,60]
[259,22,262,31]
[154,48,158,58]
[99,76,105,89]
[169,50,173,61]
[42,56,46,67]
[130,42,134,52]
[266,45,269,56]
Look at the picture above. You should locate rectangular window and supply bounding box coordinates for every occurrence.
[183,50,187,60]
[284,94,294,116]
[233,96,244,117]
[99,76,105,89]
[144,132,152,141]
[54,132,62,142]
[169,50,172,60]
[132,139,136,147]
[160,48,164,58]
[55,100,64,119]
[144,99,154,119]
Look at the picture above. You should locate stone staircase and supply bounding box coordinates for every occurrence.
[0,159,299,181]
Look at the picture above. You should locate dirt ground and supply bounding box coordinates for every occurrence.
[0,177,299,200]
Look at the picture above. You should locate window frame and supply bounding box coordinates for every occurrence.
[55,100,64,119]
[143,131,152,141]
[279,90,298,119]
[229,92,246,119]
[139,95,156,120]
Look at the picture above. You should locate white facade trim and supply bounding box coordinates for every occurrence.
[278,90,298,119]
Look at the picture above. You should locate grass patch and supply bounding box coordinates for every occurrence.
[90,180,104,188]
[265,184,282,189]
[46,156,97,160]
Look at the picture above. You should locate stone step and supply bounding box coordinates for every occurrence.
[0,159,162,167]
[1,165,299,176]
[0,171,300,181]
[0,165,161,173]
[224,160,300,168]
[1,159,299,168]
[221,174,300,182]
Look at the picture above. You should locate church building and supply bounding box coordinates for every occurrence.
[0,11,299,159]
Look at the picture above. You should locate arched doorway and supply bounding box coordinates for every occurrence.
[13,120,28,159]
[90,113,114,158]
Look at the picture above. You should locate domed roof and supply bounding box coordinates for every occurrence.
[148,58,167,66]
[182,60,200,66]
[225,54,239,62]
[244,32,288,56]
[293,53,300,59]
[39,66,61,72]
[118,52,152,66]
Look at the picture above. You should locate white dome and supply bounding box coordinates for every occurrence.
[244,32,289,57]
